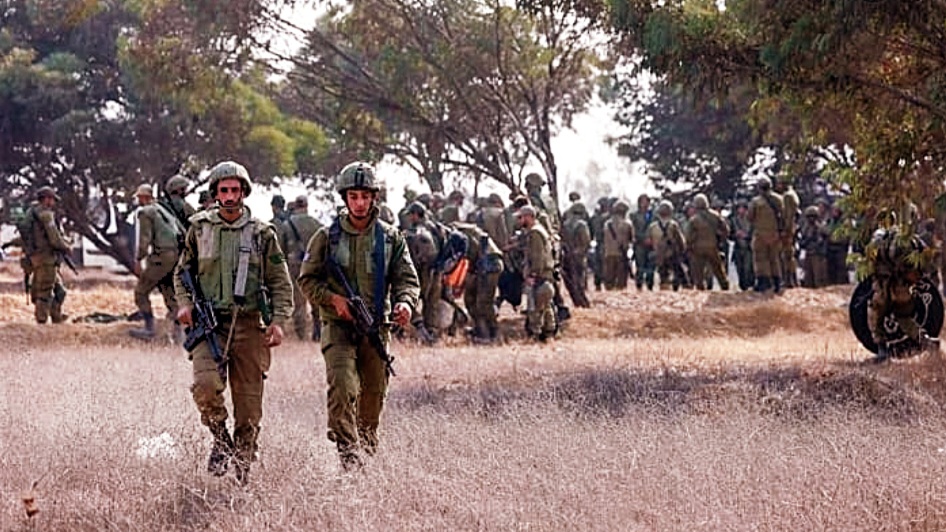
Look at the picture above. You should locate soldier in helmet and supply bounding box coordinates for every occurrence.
[589,196,611,291]
[20,186,72,323]
[648,200,687,290]
[630,194,656,291]
[197,190,215,211]
[173,161,294,484]
[774,177,800,288]
[279,195,323,341]
[799,205,829,288]
[517,205,557,341]
[298,161,420,471]
[685,193,730,291]
[404,201,444,343]
[477,193,510,250]
[748,176,785,292]
[129,183,185,340]
[728,199,755,290]
[439,190,465,224]
[524,172,559,231]
[602,200,634,290]
[562,201,592,295]
[163,175,197,229]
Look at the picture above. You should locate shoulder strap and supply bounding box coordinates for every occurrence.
[233,223,255,306]
[287,217,302,244]
[155,203,185,236]
[372,223,386,322]
[761,193,785,232]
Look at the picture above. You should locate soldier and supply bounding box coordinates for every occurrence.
[748,177,785,293]
[589,197,611,291]
[517,205,556,341]
[279,195,323,341]
[163,175,197,229]
[197,190,215,211]
[866,216,939,362]
[477,193,510,250]
[602,200,634,290]
[775,178,800,288]
[524,172,560,231]
[728,199,755,291]
[429,192,446,222]
[270,194,289,226]
[129,184,185,340]
[685,193,730,291]
[825,203,851,285]
[173,161,293,484]
[439,190,464,224]
[404,202,444,343]
[799,206,830,288]
[630,194,656,291]
[298,161,420,470]
[648,200,687,290]
[20,187,71,324]
[375,179,397,225]
[562,202,592,293]
[452,222,504,343]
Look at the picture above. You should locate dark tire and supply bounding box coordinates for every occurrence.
[849,276,943,355]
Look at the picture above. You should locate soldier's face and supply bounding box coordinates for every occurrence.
[216,178,245,211]
[345,189,376,220]
[137,194,153,206]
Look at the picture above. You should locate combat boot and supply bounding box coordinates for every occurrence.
[207,422,234,477]
[772,277,782,294]
[754,276,770,293]
[34,299,50,324]
[129,312,155,340]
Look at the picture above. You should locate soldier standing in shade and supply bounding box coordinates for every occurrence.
[163,175,197,229]
[452,222,504,343]
[589,197,611,291]
[403,202,442,343]
[279,195,323,341]
[728,199,755,290]
[748,177,785,293]
[630,194,656,291]
[174,161,293,484]
[298,162,420,470]
[562,202,592,293]
[439,190,464,225]
[22,187,71,324]
[685,193,729,291]
[478,193,510,250]
[517,205,556,341]
[130,184,185,340]
[799,206,829,288]
[648,200,688,290]
[270,194,289,226]
[602,200,634,290]
[825,203,851,285]
[775,178,800,288]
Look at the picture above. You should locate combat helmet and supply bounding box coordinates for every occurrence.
[208,161,252,196]
[804,205,820,218]
[692,193,709,210]
[568,191,581,202]
[165,175,190,196]
[657,199,674,216]
[525,172,546,187]
[756,176,772,191]
[612,200,630,215]
[336,161,379,195]
[36,186,61,201]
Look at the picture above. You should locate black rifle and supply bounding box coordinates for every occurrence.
[179,269,228,382]
[58,251,78,276]
[326,259,397,377]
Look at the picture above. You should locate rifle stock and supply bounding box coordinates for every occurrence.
[179,269,228,382]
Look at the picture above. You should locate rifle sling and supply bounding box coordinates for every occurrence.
[233,223,255,306]
[761,193,785,233]
[328,218,386,325]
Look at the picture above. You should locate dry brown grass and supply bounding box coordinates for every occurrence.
[3,266,946,530]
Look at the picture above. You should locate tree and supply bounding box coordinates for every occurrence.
[0,0,329,270]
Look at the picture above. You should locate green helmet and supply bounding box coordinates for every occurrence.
[657,200,674,215]
[804,206,820,217]
[756,176,772,191]
[612,200,630,215]
[36,186,61,201]
[208,161,252,196]
[165,175,190,196]
[525,173,545,187]
[692,193,709,210]
[336,161,379,194]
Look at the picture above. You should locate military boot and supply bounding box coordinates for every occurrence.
[34,299,50,324]
[207,422,234,477]
[772,277,782,294]
[129,312,156,340]
[754,276,770,293]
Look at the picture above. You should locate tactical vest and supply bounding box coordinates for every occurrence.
[142,203,185,253]
[191,209,270,313]
[327,216,398,322]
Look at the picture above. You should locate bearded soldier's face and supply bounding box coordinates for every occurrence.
[216,178,245,216]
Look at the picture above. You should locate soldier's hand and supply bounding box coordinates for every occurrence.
[176,305,193,327]
[331,294,353,321]
[265,324,284,347]
[392,302,411,326]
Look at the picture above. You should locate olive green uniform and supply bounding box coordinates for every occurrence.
[406,221,444,336]
[562,213,592,293]
[648,217,687,290]
[173,207,293,469]
[748,191,785,282]
[298,209,420,463]
[135,202,184,318]
[454,222,504,341]
[799,215,829,288]
[686,209,730,290]
[279,212,323,340]
[630,208,656,290]
[25,203,71,323]
[728,211,754,290]
[523,223,556,338]
[602,214,633,290]
[867,228,925,347]
[780,188,800,286]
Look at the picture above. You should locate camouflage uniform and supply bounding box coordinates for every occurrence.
[174,161,293,483]
[298,162,420,468]
[453,222,504,342]
[132,184,185,339]
[685,194,729,291]
[24,188,71,324]
[518,205,556,339]
[648,201,687,290]
[404,202,445,341]
[748,177,785,292]
[279,198,323,340]
[602,201,633,290]
[799,206,829,288]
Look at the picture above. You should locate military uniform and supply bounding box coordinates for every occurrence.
[779,184,800,287]
[602,202,633,290]
[562,204,592,294]
[589,198,610,290]
[728,205,755,290]
[648,201,687,290]
[163,175,197,229]
[630,196,656,290]
[454,222,504,342]
[520,207,556,339]
[748,178,785,292]
[279,204,323,340]
[132,184,185,338]
[173,161,293,483]
[799,207,829,288]
[23,189,71,323]
[685,194,729,290]
[825,207,851,285]
[298,162,420,468]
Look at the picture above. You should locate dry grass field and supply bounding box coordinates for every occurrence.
[3,262,946,531]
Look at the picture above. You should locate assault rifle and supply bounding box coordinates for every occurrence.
[326,258,397,377]
[179,269,228,383]
[58,251,78,276]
